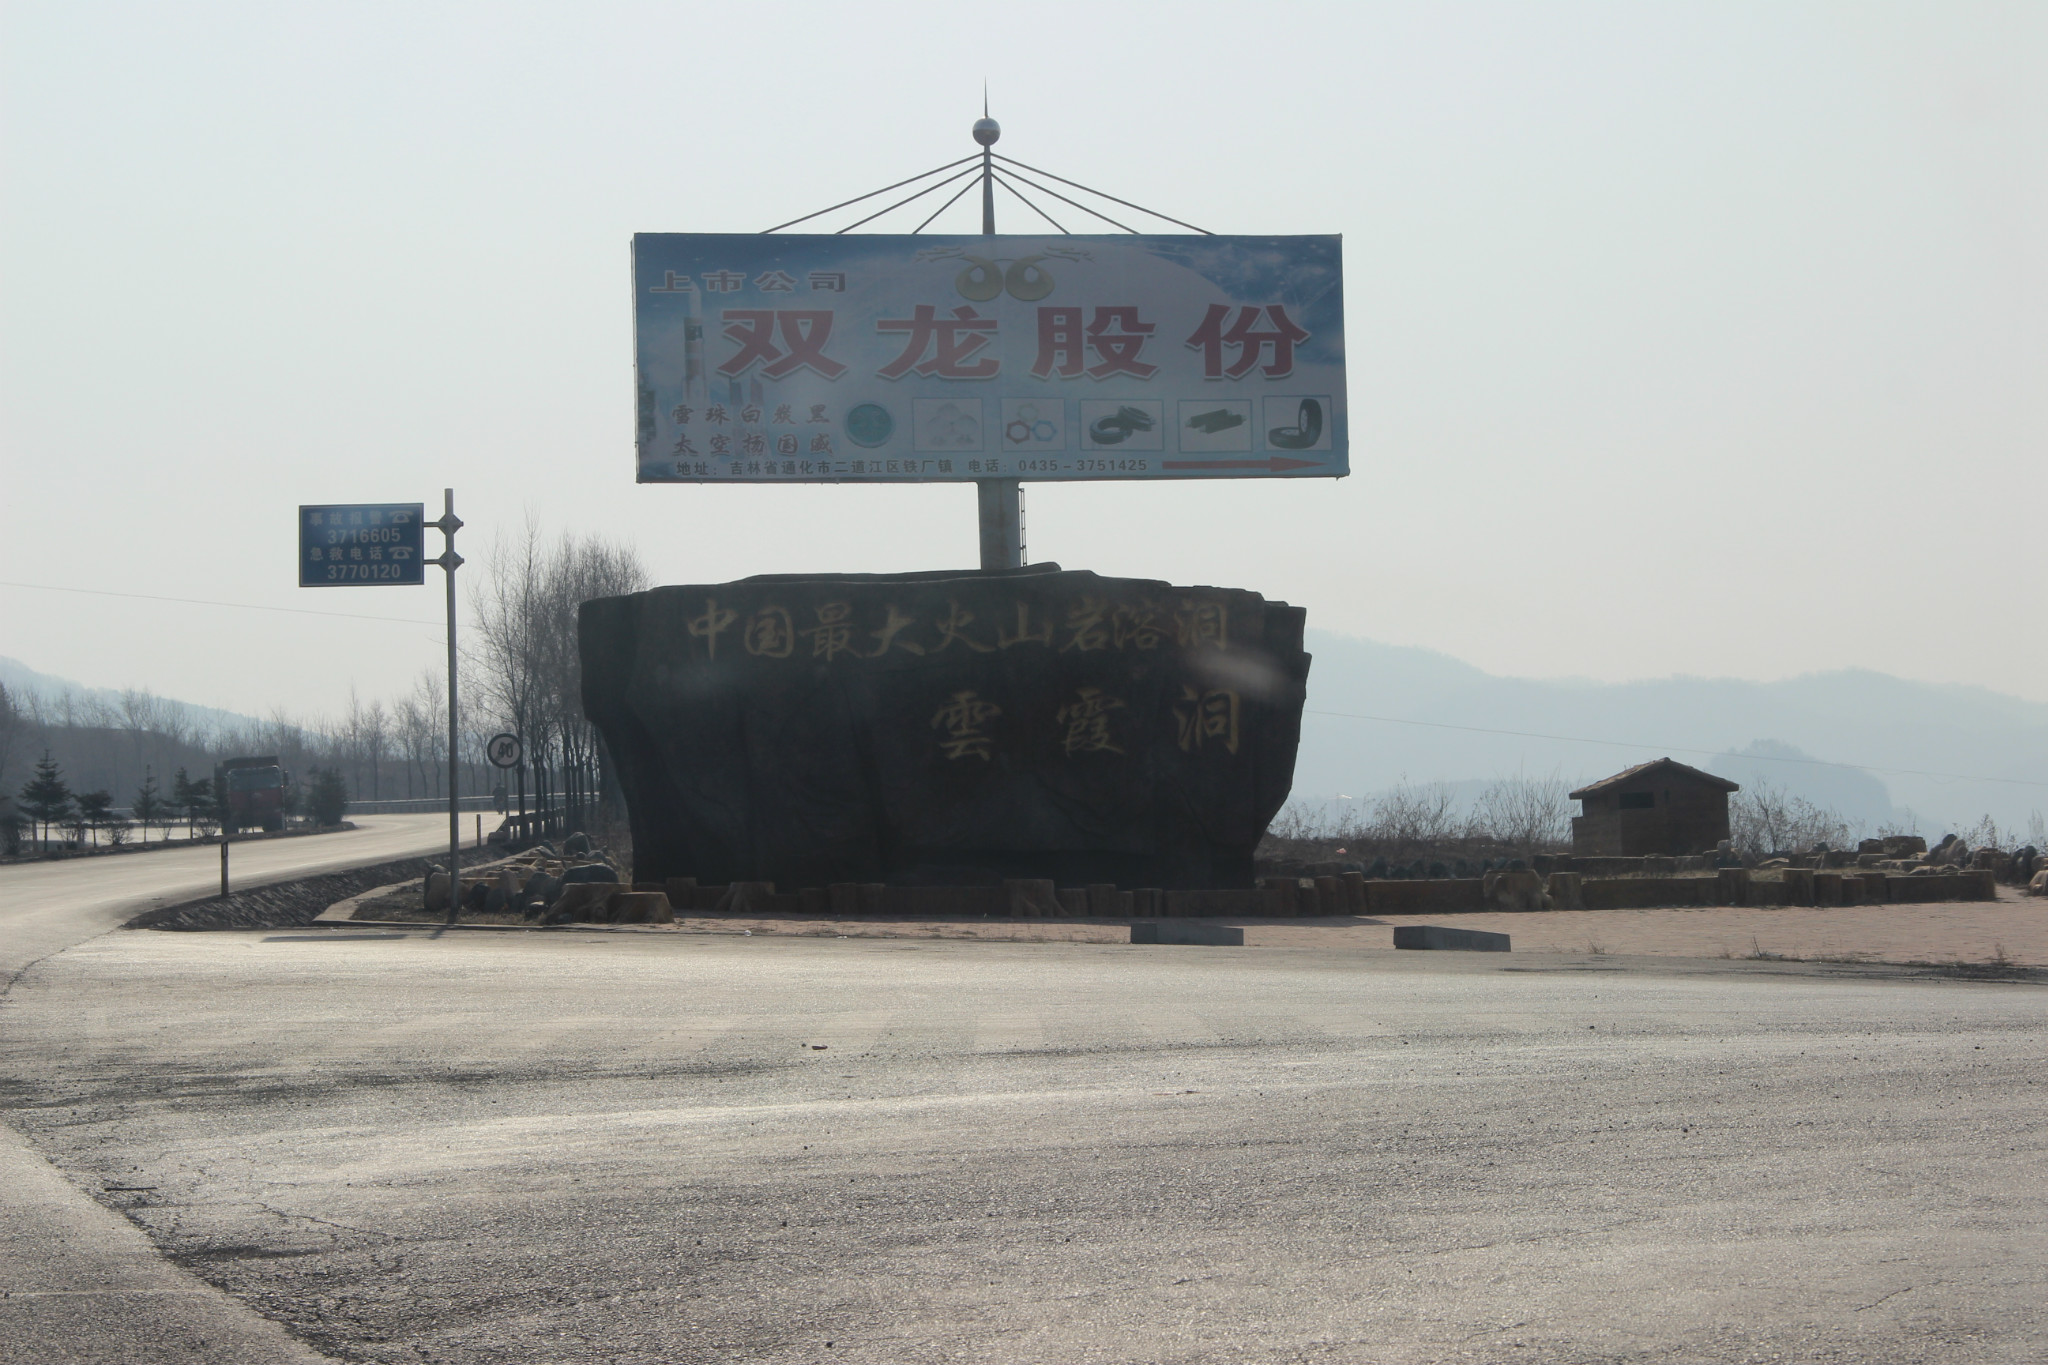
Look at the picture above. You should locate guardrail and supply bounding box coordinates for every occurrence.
[341,796,502,814]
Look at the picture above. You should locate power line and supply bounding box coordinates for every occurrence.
[0,579,441,628]
[1303,708,2048,790]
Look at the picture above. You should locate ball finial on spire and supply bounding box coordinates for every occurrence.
[972,116,1000,147]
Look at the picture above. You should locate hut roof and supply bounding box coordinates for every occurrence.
[1569,757,1740,801]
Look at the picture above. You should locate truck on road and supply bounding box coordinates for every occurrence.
[217,757,290,834]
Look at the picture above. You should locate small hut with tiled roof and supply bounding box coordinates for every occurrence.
[1568,758,1739,857]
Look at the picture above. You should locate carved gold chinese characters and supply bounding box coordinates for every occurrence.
[931,691,1001,761]
[707,594,1228,663]
[1174,686,1242,755]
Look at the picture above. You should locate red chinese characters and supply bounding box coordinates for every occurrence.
[1030,307,1159,380]
[717,310,849,380]
[1185,304,1311,379]
[876,305,999,379]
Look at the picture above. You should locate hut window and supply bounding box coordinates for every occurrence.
[1617,791,1654,810]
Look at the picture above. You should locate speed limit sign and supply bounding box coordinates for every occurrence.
[486,732,523,769]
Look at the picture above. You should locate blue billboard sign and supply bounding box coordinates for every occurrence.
[631,233,1346,484]
[298,504,426,586]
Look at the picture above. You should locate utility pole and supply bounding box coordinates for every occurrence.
[972,108,1023,571]
[432,489,464,919]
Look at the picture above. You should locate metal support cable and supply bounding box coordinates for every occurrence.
[912,174,983,233]
[835,163,983,234]
[760,154,979,233]
[992,152,1214,234]
[990,171,1068,233]
[985,165,1137,233]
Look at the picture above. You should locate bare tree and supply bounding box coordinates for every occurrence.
[407,668,447,798]
[1729,778,1856,859]
[362,699,388,800]
[1472,774,1572,848]
[470,519,647,826]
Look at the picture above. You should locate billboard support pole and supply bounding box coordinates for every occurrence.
[432,489,464,921]
[972,109,1024,571]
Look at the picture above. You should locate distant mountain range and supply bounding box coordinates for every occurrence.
[0,656,260,735]
[8,640,2044,838]
[1293,632,2048,837]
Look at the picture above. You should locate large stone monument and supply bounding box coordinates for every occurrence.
[579,565,1309,890]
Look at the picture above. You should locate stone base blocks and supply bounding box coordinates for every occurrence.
[513,864,2000,925]
[1394,925,1511,952]
[1130,922,1245,946]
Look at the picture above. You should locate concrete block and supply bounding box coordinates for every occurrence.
[1365,879,1486,914]
[549,881,627,922]
[1341,871,1368,914]
[1087,883,1127,918]
[1163,889,1261,917]
[1482,869,1547,912]
[858,883,886,915]
[1005,879,1061,918]
[712,881,777,915]
[1130,921,1244,946]
[1057,887,1089,918]
[609,891,674,924]
[1780,868,1815,906]
[1130,888,1164,918]
[1812,872,1843,907]
[1394,925,1510,952]
[1314,876,1343,915]
[1859,873,1889,905]
[1961,869,1997,901]
[828,882,861,916]
[1545,871,1586,910]
[1716,867,1752,906]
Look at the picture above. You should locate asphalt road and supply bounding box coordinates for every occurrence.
[0,814,455,1365]
[0,815,459,985]
[4,925,2042,1364]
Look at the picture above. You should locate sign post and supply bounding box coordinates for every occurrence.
[431,491,463,918]
[298,494,462,918]
[973,113,1023,570]
[487,732,523,840]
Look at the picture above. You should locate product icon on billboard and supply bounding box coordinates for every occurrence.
[1001,399,1064,450]
[1081,401,1163,452]
[1263,397,1330,453]
[844,402,895,448]
[913,398,985,452]
[1178,401,1253,453]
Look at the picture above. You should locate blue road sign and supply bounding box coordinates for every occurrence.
[298,504,427,586]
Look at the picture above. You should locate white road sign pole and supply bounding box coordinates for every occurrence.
[431,489,464,918]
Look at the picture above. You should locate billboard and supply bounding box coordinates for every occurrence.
[632,234,1345,484]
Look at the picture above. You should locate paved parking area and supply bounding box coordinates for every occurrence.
[3,927,2043,1363]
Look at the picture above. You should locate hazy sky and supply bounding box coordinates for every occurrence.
[3,0,2042,725]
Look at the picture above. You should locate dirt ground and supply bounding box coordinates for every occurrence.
[349,885,2047,969]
